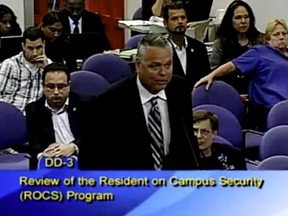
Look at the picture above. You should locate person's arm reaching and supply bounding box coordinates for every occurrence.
[152,0,166,17]
[194,61,236,90]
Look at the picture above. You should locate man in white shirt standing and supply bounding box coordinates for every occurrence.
[25,63,83,169]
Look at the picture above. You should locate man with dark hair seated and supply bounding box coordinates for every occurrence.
[25,63,83,169]
[193,110,246,170]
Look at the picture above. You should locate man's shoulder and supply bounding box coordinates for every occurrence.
[168,75,190,91]
[25,97,45,114]
[186,36,206,49]
[1,52,22,65]
[82,9,101,20]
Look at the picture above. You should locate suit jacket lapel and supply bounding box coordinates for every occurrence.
[171,44,185,77]
[38,97,55,144]
[66,94,78,137]
[186,42,195,79]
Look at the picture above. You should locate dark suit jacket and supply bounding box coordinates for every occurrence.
[25,93,84,169]
[78,75,200,170]
[60,9,111,50]
[45,37,77,73]
[170,36,211,90]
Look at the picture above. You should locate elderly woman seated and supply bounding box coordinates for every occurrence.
[195,19,288,130]
[193,110,246,170]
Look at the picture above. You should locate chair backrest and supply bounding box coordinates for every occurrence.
[257,155,288,170]
[133,7,143,20]
[82,54,132,84]
[186,19,211,42]
[70,70,109,97]
[192,81,244,123]
[266,100,288,130]
[260,125,288,160]
[213,135,233,146]
[0,102,27,149]
[125,34,145,49]
[193,104,242,148]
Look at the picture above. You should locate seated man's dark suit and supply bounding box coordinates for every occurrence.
[25,93,83,169]
[170,37,211,90]
[78,75,200,170]
[59,9,111,50]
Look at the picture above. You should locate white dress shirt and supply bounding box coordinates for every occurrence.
[169,37,188,75]
[37,99,78,159]
[45,99,75,144]
[68,17,83,33]
[137,76,171,155]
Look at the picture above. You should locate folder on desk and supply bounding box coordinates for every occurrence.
[118,49,137,60]
[118,20,152,26]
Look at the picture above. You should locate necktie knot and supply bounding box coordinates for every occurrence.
[150,96,158,107]
[73,19,79,25]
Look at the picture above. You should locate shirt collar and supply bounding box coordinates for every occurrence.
[136,76,167,105]
[45,98,69,114]
[169,36,188,50]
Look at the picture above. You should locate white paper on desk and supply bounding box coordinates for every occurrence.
[118,20,151,26]
[149,16,165,27]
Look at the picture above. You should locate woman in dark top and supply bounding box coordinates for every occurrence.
[0,4,22,37]
[193,110,246,170]
[39,11,77,73]
[210,0,264,94]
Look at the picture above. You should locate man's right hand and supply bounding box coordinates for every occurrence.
[42,143,58,157]
[194,74,214,90]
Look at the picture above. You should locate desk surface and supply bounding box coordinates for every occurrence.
[118,22,167,34]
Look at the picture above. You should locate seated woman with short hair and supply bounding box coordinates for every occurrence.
[193,110,246,170]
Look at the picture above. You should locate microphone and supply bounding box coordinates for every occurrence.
[179,115,200,168]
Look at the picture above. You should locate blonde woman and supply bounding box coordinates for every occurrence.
[195,19,288,129]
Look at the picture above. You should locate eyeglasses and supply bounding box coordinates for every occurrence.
[44,84,68,91]
[193,128,212,136]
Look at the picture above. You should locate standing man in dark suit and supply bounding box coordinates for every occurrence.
[79,34,200,170]
[25,63,83,169]
[60,0,110,49]
[163,1,211,90]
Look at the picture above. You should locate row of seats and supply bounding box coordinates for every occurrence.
[192,81,288,169]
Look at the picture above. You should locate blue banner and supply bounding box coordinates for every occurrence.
[0,167,287,216]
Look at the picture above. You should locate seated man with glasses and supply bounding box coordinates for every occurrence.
[193,110,246,170]
[25,63,84,169]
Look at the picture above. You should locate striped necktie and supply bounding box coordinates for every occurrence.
[148,97,164,170]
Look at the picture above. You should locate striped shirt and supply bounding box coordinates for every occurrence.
[0,52,51,112]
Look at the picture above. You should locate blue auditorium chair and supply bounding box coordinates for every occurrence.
[70,70,109,97]
[0,101,30,170]
[260,125,288,160]
[257,155,288,170]
[192,80,245,123]
[266,100,288,130]
[125,34,145,49]
[82,54,132,84]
